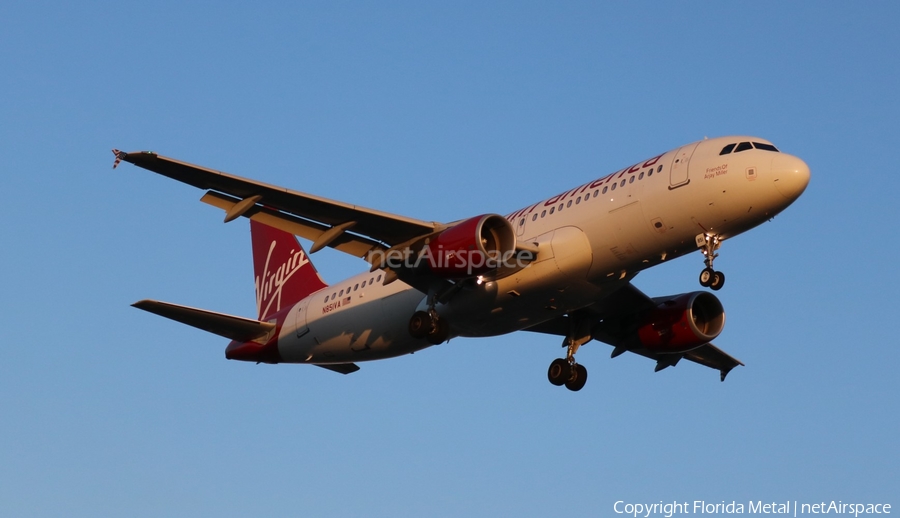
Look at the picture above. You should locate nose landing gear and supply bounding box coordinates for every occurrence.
[696,233,725,291]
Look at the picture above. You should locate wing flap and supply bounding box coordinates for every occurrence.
[200,191,382,257]
[133,299,275,342]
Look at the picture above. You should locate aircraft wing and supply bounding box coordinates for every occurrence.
[114,150,442,257]
[679,343,744,381]
[524,283,744,381]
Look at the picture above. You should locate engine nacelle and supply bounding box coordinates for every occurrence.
[426,214,516,278]
[636,292,725,353]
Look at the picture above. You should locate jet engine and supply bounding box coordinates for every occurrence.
[635,292,725,353]
[425,214,516,278]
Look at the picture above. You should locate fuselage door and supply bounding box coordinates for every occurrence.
[669,142,699,189]
[516,215,527,237]
[295,297,311,338]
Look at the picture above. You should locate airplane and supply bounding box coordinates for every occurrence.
[114,135,809,391]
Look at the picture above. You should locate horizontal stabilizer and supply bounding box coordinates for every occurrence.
[315,363,360,375]
[133,299,275,342]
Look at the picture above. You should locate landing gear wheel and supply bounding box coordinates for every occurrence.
[699,267,715,287]
[710,271,725,291]
[426,317,450,345]
[547,358,571,386]
[408,311,431,339]
[565,363,588,392]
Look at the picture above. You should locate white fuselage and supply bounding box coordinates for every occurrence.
[274,136,810,365]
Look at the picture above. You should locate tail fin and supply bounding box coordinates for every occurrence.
[251,219,327,321]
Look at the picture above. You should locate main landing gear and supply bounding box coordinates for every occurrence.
[696,233,725,291]
[408,309,450,345]
[548,357,587,392]
[547,317,591,391]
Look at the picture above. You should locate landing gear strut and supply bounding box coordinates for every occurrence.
[696,233,725,291]
[408,309,449,345]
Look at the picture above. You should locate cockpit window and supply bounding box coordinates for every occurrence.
[752,142,779,152]
[734,142,753,153]
[720,143,737,155]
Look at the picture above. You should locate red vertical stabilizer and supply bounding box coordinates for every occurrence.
[251,219,327,321]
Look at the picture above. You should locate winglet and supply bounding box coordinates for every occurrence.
[112,149,126,169]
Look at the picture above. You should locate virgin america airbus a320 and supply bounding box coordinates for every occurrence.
[114,136,809,391]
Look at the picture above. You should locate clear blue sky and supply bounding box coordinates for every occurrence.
[2,2,897,516]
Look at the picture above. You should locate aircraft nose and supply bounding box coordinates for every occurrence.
[771,154,810,200]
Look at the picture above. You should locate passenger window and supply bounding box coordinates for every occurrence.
[657,165,662,172]
[735,142,753,152]
[593,189,599,197]
[611,183,616,191]
[629,176,635,183]
[369,278,374,285]
[639,172,644,179]
[541,210,546,217]
[354,283,359,291]
[567,200,572,208]
[519,218,525,226]
[558,203,563,211]
[753,142,779,152]
[603,186,608,194]
[532,213,537,221]
[620,179,626,187]
[550,207,555,214]
[339,289,344,296]
[377,274,382,282]
[584,193,590,200]
[323,297,328,303]
[331,293,336,301]
[720,143,737,155]
[575,196,581,204]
